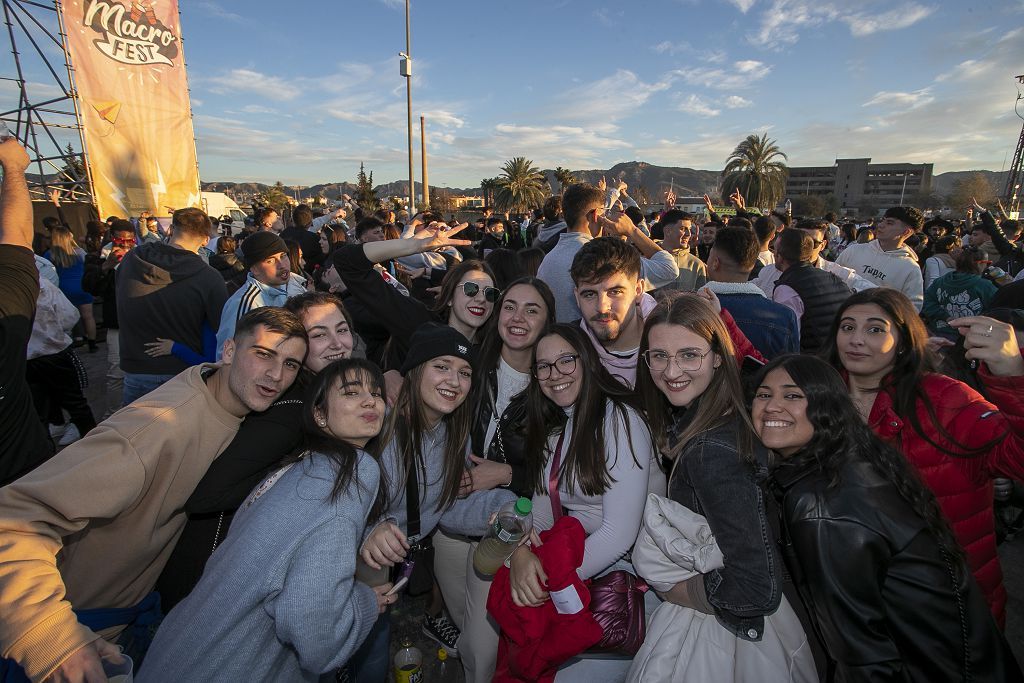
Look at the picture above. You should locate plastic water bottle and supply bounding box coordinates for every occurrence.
[436,648,459,682]
[473,497,533,576]
[393,639,422,683]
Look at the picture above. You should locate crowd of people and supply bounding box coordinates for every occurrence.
[1,133,1023,682]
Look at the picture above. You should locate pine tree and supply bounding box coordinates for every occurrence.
[356,162,381,212]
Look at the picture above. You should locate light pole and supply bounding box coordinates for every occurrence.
[400,0,414,211]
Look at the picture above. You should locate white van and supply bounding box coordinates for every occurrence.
[201,192,248,235]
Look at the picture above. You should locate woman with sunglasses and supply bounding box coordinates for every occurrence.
[506,323,662,678]
[752,355,1022,682]
[633,293,812,680]
[432,276,556,682]
[155,293,359,609]
[139,359,393,682]
[331,222,498,372]
[350,323,516,682]
[823,287,1024,627]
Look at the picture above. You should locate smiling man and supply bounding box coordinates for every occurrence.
[836,206,924,310]
[0,307,308,683]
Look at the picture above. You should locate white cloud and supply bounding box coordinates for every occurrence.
[749,1,933,49]
[240,104,276,114]
[935,59,993,83]
[862,88,934,111]
[679,95,720,117]
[206,69,301,101]
[723,95,753,108]
[653,41,690,56]
[725,0,757,13]
[196,2,244,23]
[551,70,674,125]
[672,60,772,90]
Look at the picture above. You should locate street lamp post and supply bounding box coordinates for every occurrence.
[400,0,414,212]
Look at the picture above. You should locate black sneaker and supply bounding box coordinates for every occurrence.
[422,612,460,658]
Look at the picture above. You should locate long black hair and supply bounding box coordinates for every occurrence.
[756,354,965,570]
[475,276,557,380]
[523,323,652,497]
[822,287,1004,457]
[298,358,388,523]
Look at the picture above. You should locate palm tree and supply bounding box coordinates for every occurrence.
[553,166,576,194]
[720,133,789,211]
[494,157,548,213]
[480,177,500,208]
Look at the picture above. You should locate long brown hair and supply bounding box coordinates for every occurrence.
[428,259,497,339]
[636,293,757,468]
[822,288,1003,457]
[380,359,475,512]
[523,323,651,497]
[47,226,82,268]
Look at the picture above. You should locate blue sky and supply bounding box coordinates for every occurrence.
[5,0,1024,188]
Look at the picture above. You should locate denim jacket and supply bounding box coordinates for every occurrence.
[710,283,799,361]
[666,410,781,640]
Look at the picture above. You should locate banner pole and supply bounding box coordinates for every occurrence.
[178,3,202,210]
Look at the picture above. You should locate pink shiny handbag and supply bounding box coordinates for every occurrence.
[548,433,647,656]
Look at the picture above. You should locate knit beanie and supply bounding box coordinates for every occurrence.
[399,322,476,375]
[883,206,924,231]
[241,231,287,268]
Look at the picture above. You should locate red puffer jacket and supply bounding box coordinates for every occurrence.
[864,368,1024,628]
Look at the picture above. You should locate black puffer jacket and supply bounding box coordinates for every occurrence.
[771,456,1023,682]
[469,369,540,499]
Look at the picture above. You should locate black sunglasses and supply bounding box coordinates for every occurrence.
[461,282,501,303]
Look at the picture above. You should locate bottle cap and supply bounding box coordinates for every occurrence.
[515,497,532,515]
[438,648,448,662]
[400,638,413,648]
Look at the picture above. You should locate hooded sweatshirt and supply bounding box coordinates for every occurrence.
[116,242,227,374]
[215,272,307,360]
[837,240,924,310]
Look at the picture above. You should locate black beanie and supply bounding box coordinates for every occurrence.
[399,322,476,375]
[883,206,924,231]
[241,231,287,268]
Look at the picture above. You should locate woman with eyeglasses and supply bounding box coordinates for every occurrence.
[824,287,1024,627]
[139,359,394,682]
[752,355,1022,682]
[633,293,814,681]
[331,221,498,374]
[350,323,516,682]
[432,276,556,682]
[922,245,998,339]
[505,322,662,678]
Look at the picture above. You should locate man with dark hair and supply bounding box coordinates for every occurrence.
[656,209,706,292]
[705,226,798,359]
[254,207,280,233]
[533,195,566,252]
[216,231,306,359]
[697,221,719,262]
[0,308,307,683]
[117,207,228,404]
[773,229,852,353]
[280,204,325,271]
[837,205,924,309]
[755,218,874,297]
[478,217,507,254]
[538,183,678,322]
[355,216,387,243]
[752,215,777,272]
[0,139,54,485]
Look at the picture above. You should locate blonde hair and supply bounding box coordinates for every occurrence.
[48,226,82,268]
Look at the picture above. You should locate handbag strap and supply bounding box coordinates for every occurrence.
[548,431,566,521]
[406,462,421,543]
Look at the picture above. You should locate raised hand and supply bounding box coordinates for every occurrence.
[949,316,1024,377]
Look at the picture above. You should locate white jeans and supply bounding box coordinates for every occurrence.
[104,329,124,418]
[433,529,501,683]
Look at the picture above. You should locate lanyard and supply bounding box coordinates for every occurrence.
[548,431,566,521]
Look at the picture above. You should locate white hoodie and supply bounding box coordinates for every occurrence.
[837,240,924,310]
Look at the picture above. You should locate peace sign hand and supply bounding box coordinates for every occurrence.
[410,221,471,252]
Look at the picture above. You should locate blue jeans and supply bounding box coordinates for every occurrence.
[347,612,391,683]
[122,373,176,406]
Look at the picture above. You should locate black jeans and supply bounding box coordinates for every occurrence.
[27,347,96,436]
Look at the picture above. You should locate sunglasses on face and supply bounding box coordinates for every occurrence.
[461,282,501,303]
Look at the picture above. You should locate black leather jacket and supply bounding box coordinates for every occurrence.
[469,368,540,499]
[771,456,1023,682]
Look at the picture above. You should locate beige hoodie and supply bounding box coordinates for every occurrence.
[0,364,242,681]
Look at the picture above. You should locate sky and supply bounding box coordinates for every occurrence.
[5,0,1024,188]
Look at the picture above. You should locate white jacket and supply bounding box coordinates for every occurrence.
[837,240,924,310]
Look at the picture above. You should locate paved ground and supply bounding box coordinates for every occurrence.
[71,335,1022,677]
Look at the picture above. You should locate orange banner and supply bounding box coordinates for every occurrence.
[61,0,200,218]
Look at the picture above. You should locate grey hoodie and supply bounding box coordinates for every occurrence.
[534,220,567,248]
[116,241,227,374]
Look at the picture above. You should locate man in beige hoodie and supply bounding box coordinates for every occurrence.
[0,307,308,682]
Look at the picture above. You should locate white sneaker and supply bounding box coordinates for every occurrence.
[57,424,81,447]
[48,422,69,440]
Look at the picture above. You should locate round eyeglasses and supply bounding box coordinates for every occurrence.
[461,281,501,303]
[642,348,713,373]
[533,353,579,380]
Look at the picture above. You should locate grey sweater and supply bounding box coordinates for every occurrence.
[139,452,381,682]
[373,422,516,541]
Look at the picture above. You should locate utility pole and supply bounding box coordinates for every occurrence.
[421,115,429,210]
[400,0,414,211]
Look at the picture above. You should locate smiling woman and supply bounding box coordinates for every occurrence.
[753,354,1023,682]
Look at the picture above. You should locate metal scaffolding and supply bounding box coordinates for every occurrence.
[1,0,93,203]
